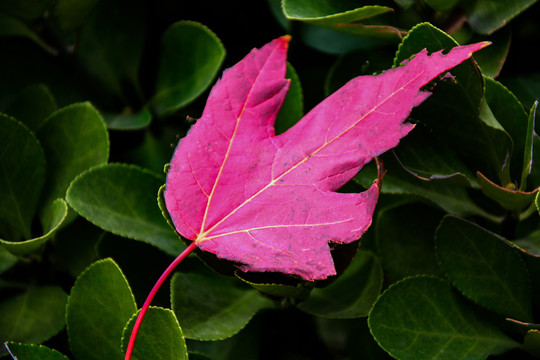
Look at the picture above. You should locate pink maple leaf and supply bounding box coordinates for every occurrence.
[164,36,487,281]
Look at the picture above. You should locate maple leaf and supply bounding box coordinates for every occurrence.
[164,36,488,281]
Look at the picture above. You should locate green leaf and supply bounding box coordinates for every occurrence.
[185,319,262,360]
[122,307,188,360]
[395,23,513,185]
[435,216,533,321]
[0,286,67,344]
[393,123,477,186]
[282,0,392,26]
[424,0,459,12]
[521,101,537,190]
[514,228,540,257]
[464,0,538,34]
[103,107,152,130]
[0,198,68,256]
[235,271,312,300]
[4,83,56,130]
[368,276,519,360]
[4,343,69,360]
[524,329,540,358]
[48,217,101,278]
[299,23,398,55]
[504,74,540,112]
[0,0,55,22]
[66,258,137,360]
[529,136,540,189]
[376,202,444,281]
[52,0,101,31]
[0,246,17,274]
[0,12,55,54]
[354,156,492,219]
[473,27,511,78]
[0,115,45,241]
[274,62,303,135]
[66,163,183,256]
[77,0,145,100]
[476,171,536,212]
[484,76,528,183]
[150,21,225,117]
[35,102,109,217]
[324,48,393,96]
[296,250,382,318]
[171,270,274,340]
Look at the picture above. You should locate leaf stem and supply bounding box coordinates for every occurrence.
[124,241,198,360]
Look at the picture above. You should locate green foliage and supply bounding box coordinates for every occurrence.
[170,269,274,341]
[368,276,519,360]
[66,258,136,360]
[122,307,188,360]
[1,1,540,359]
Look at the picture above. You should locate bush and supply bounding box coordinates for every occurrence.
[1,1,539,359]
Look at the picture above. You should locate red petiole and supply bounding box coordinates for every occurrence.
[124,241,198,360]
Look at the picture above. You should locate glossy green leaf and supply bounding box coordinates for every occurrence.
[0,246,17,274]
[103,107,151,130]
[299,23,398,55]
[514,228,540,257]
[484,76,528,182]
[393,123,477,186]
[274,62,303,134]
[0,12,55,54]
[66,258,137,360]
[0,115,45,241]
[395,23,512,184]
[369,276,519,360]
[529,136,540,189]
[476,171,536,211]
[0,198,68,256]
[5,83,56,130]
[52,0,101,31]
[0,286,67,344]
[376,202,444,281]
[150,21,225,117]
[354,156,492,219]
[282,0,392,26]
[521,101,537,190]
[171,270,274,340]
[473,27,511,78]
[66,163,183,256]
[465,0,538,34]
[122,307,188,360]
[185,319,262,360]
[77,0,145,100]
[4,343,69,360]
[524,329,540,358]
[35,102,109,216]
[435,216,533,321]
[297,250,382,318]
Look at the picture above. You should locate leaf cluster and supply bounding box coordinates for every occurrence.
[1,1,540,359]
